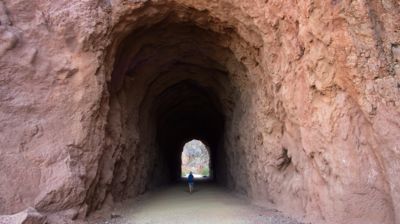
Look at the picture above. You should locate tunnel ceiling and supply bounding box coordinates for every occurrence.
[155,80,224,145]
[110,16,239,93]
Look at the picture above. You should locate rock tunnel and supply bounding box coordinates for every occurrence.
[0,1,399,224]
[104,5,256,200]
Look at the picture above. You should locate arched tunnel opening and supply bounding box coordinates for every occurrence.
[100,5,259,205]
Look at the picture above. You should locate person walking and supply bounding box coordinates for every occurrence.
[188,171,194,193]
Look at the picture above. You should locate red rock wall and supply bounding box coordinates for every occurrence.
[0,1,399,223]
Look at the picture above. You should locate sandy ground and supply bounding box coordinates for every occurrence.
[91,183,305,224]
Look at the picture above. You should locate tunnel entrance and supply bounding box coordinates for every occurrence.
[93,2,264,215]
[181,139,211,179]
[85,3,400,223]
[102,6,256,203]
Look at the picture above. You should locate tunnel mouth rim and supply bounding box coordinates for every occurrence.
[105,6,248,186]
[95,1,261,214]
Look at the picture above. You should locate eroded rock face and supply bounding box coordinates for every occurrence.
[0,0,399,224]
[0,207,46,224]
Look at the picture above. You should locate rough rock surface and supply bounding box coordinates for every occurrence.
[0,0,399,224]
[0,207,46,224]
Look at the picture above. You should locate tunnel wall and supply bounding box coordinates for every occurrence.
[0,1,399,224]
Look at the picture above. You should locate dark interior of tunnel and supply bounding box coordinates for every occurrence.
[105,8,249,201]
[155,80,225,182]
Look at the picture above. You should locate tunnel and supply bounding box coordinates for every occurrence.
[96,4,258,206]
[155,80,223,182]
[85,4,398,223]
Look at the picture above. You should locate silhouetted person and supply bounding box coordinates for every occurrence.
[188,172,194,193]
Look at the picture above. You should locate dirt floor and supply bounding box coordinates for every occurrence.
[90,182,304,224]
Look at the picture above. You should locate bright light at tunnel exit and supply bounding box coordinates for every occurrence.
[181,139,210,178]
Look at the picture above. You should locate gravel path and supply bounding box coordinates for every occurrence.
[91,183,305,224]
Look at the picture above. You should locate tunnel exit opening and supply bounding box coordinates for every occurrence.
[181,139,211,179]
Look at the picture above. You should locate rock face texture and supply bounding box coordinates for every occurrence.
[0,207,46,224]
[0,0,399,224]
